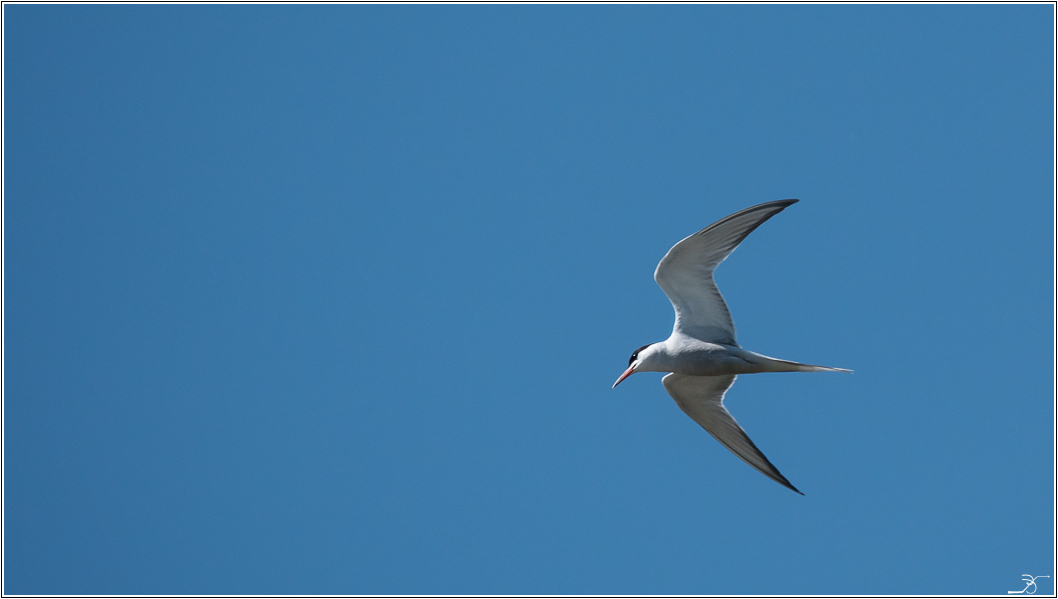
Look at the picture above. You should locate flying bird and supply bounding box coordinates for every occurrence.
[612,199,850,494]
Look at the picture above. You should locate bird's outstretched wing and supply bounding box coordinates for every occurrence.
[654,199,798,345]
[662,373,802,494]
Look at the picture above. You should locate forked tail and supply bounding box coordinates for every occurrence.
[763,357,853,374]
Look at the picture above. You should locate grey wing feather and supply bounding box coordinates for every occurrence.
[662,373,802,494]
[654,199,798,344]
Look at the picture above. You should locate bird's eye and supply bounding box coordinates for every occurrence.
[629,344,651,366]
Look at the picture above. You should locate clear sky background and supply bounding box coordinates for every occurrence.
[4,4,1054,595]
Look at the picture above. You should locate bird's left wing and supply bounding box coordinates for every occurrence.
[654,199,797,345]
[662,373,802,494]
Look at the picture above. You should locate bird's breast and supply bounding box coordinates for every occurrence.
[662,343,756,376]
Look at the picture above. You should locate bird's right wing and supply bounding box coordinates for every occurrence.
[662,373,802,494]
[654,199,797,345]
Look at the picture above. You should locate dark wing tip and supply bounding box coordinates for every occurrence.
[717,424,803,494]
[694,198,800,240]
[771,468,803,495]
[768,469,802,495]
[757,198,798,210]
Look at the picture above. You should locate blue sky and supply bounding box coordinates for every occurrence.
[4,4,1053,595]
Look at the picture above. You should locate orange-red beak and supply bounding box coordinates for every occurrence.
[612,364,636,388]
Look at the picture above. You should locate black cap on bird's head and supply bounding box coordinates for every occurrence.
[614,343,653,388]
[628,344,651,366]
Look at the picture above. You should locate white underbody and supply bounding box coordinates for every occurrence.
[635,333,841,377]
